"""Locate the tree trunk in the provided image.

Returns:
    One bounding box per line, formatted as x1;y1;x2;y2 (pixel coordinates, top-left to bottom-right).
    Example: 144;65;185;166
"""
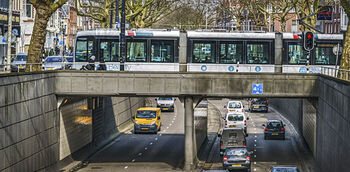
340;21;350;71
281;20;286;32
26;6;50;72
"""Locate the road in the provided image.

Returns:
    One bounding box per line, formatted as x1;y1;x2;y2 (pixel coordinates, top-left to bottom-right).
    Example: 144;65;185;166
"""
78;99;185;172
203;99;314;172
77;98;313;172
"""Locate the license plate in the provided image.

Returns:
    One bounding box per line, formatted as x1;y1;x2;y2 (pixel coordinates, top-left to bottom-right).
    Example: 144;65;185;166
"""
254;106;259;108
47;69;53;71
163;108;168;110
141;128;149;130
272;133;278;135
19;66;24;69
229;125;236;128
228;142;237;146
230;110;235;112
233;164;242;167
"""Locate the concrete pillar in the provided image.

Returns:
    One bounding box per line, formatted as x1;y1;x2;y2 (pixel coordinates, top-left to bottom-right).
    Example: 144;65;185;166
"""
275;32;283;73
184;96;194;171
179;32;187;72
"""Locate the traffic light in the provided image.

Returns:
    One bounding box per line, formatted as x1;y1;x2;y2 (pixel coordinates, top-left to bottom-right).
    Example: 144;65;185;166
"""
303;31;314;51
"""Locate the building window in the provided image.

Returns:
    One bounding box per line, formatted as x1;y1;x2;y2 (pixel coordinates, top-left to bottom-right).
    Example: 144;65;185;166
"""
291;20;297;32
26;0;32;18
99;40;119;62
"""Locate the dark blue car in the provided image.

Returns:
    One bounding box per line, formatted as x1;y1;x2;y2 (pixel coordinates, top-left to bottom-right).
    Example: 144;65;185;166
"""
263;120;286;140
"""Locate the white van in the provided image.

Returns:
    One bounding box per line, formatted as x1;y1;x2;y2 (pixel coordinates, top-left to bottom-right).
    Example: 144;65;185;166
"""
225;101;244;113
224;112;249;135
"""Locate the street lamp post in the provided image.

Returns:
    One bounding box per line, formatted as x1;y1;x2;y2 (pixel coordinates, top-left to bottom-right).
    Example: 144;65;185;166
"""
120;0;126;71
7;0;13;71
115;0;119;30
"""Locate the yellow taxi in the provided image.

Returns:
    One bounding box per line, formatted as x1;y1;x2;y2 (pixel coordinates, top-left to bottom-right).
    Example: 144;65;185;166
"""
133;107;161;134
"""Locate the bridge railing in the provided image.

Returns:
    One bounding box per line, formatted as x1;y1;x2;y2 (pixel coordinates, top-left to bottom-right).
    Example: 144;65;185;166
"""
321;66;350;81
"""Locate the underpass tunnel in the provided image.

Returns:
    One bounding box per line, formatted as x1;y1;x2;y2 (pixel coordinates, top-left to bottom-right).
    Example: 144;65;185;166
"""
57;96;208;171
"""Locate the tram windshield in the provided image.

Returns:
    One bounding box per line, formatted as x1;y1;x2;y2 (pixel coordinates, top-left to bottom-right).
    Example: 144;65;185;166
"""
75;38;94;62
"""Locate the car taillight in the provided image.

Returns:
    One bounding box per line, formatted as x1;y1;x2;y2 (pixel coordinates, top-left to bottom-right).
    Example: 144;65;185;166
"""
242;109;244;112
220;140;223;147
281;127;284;131
265;128;268;131
244;120;246;126
246;156;250;161
225;120;227;126
243;141;246;146
223;156;227;161
251;100;253;105
266;100;268;105
227;109;229;113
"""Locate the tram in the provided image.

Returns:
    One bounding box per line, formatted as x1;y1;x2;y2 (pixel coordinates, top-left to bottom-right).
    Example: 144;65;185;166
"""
73;28;343;73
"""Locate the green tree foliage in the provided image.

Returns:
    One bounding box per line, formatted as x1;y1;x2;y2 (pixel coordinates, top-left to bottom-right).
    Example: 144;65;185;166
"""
26;0;68;72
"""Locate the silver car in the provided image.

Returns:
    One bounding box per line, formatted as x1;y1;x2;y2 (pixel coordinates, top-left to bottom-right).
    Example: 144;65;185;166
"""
43;56;65;70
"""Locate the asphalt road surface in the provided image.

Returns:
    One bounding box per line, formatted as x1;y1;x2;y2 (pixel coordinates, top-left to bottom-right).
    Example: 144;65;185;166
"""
203;99;314;172
78;99;185;172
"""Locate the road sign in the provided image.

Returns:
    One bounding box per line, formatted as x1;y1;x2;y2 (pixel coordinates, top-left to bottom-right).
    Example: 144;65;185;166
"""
317;6;332;20
252;83;263;95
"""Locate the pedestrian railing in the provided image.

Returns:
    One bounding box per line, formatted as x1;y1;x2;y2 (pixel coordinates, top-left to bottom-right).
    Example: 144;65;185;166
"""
321;66;350;81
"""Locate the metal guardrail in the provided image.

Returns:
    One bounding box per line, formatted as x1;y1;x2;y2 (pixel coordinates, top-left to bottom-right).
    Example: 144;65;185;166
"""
321;66;350;81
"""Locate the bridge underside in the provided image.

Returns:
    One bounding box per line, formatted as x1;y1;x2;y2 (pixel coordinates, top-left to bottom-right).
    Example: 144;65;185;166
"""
55;71;318;98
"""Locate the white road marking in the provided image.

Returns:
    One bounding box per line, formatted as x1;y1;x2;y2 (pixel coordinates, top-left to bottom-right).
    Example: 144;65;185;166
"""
131;159;135;162
254;135;257;138
138;153;142;156
254;155;257;158
145;147;148;150
169;124;172;126
254;144;256;147
254;168;257;171
167;126;169;129
155;138;158;141
150;142;153;145
172;121;174;123
159;134;162;136
254;162;257;164
254;149;256;152
254;140;257;142
125;166;128;169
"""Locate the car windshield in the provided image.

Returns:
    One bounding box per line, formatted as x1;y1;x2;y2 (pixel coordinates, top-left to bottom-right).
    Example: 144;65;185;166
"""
158;97;173;100
15;55;27;61
226;149;247;156
267;122;283;128
136;111;157;118
229;102;241;108
271;168;298;172
46;57;63;63
253;98;267;104
227;114;244;121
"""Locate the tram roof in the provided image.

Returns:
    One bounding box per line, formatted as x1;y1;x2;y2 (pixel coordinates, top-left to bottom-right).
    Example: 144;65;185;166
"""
187;31;276;39
282;32;343;40
76;29;180;38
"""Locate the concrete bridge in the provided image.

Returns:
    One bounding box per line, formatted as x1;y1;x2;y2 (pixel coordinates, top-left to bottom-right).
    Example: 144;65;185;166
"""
55;71;318;98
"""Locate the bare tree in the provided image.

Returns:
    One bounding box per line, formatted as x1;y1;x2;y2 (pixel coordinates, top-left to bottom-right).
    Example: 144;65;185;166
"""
26;0;68;72
271;0;296;32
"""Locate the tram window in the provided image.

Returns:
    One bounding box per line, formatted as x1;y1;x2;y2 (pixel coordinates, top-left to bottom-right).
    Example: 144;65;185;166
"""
127;41;147;62
193;42;215;63
315;45;337;65
75;39;87;62
220;43;243;64
111;41;120;61
100;40;119;62
151;40;174;62
247;43;269;64
88;41;94;59
288;44;307;64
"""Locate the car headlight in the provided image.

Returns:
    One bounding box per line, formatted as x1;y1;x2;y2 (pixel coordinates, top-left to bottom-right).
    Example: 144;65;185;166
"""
151;121;156;125
135;121;139;124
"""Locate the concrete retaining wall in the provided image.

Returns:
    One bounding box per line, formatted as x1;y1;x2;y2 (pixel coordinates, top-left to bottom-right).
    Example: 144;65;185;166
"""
317;77;350;172
0;73;58;172
194;100;208;153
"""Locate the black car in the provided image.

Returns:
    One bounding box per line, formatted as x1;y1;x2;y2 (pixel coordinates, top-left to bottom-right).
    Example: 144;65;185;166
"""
263;120;286;140
223;147;252;172
249;98;268;112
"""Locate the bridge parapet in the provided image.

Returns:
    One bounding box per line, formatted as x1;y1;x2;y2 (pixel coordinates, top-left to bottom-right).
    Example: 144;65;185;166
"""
54;71;318;98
